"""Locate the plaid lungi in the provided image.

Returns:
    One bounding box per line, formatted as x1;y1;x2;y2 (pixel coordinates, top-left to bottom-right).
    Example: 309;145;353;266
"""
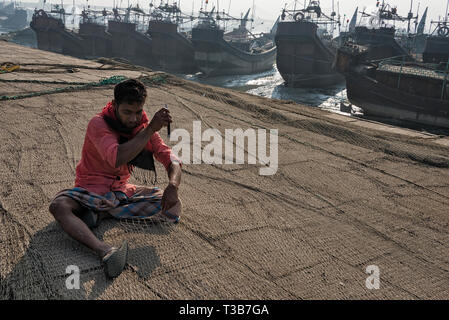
52;186;180;222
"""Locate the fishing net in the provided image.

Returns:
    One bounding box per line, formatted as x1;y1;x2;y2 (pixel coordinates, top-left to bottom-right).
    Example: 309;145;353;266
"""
1;42;449;300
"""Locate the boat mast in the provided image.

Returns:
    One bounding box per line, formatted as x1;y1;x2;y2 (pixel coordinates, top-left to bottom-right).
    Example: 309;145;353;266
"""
331;0;334;35
191;0;194;29
414;2;420;33
380;0;385;27
407;0;413;34
445;0;449;23
250;0;254;32
337;0;340;34
216;0;219;29
226;0;231;30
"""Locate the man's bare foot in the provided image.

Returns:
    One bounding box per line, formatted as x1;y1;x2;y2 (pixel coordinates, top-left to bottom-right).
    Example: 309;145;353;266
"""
98;244;114;259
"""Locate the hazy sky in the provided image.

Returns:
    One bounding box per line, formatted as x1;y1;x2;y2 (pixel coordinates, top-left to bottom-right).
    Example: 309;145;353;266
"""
29;0;449;26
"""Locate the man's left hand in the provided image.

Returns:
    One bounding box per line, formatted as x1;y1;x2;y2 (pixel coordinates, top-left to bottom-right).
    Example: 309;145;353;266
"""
161;183;179;212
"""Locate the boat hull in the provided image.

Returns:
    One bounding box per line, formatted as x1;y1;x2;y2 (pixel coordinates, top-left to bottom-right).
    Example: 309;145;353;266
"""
351;26;410;61
423;36;449;64
344;72;449;128
78;22;112;59
275;21;344;88
107;20;154;68
30;11;84;58
191;27;276;76
148;21;197;73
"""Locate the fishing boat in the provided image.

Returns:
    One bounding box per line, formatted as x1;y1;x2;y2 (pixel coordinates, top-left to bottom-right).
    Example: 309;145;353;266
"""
146;2;197;73
191;6;277;76
30;7;84;57
423;33;449;64
107;7;154;67
388;0;449;64
78;9;113;58
0;1;28;30
397;6;428;58
275;1;344;88
340;2;413;62
29;3;198;72
422;20;449;63
334;44;449;128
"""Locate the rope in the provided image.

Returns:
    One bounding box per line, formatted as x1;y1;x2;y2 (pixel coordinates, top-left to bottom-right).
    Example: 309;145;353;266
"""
0;74;169;101
0;79;90;85
0;75;127;101
0;59;147;74
0;62;20;74
139;74;168;86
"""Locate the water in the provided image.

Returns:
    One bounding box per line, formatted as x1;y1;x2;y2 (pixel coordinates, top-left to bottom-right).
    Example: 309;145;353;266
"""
183;67;449;135
183;66;360;118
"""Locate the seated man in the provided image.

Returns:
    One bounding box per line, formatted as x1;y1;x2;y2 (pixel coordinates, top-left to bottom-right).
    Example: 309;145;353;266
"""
49;79;182;278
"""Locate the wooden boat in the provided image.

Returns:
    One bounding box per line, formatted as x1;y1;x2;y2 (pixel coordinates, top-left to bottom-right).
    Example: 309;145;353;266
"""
78;13;113;59
422;22;449;63
423;1;449;63
275;1;343;87
146;3;197;73
191;9;276;76
341;2;413;62
335;45;449;128
30;9;84;58
107;19;154;67
0;2;27;30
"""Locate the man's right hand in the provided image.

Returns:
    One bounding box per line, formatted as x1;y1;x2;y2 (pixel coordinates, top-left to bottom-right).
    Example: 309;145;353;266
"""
149;108;172;132
116;107;172;168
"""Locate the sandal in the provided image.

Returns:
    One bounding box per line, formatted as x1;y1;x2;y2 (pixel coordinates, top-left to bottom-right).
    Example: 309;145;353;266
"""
102;241;129;278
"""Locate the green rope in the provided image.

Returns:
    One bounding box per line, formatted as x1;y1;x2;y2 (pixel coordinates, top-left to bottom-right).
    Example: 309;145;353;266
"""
0;79;89;85
140;74;167;85
97;75;128;85
0;74;169;101
0;75;127;101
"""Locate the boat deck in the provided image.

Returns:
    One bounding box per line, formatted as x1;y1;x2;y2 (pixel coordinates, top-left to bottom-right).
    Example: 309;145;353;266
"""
378;63;448;81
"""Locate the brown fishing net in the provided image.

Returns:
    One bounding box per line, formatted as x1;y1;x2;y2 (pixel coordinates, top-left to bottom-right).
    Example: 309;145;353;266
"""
1;42;449;300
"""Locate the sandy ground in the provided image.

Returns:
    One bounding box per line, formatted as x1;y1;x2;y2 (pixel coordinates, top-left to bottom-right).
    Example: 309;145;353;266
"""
0;42;448;300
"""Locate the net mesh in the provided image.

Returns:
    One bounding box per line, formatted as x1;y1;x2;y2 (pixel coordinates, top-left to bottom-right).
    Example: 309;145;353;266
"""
1;42;449;300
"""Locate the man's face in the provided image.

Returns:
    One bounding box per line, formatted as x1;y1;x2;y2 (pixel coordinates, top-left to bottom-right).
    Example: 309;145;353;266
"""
114;100;145;129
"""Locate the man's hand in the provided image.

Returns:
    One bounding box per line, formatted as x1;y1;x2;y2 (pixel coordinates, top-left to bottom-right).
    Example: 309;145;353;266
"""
162;162;181;212
161;183;179;213
149;108;172;132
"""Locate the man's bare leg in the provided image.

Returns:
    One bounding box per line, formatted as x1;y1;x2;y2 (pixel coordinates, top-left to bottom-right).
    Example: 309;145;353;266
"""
49;196;112;258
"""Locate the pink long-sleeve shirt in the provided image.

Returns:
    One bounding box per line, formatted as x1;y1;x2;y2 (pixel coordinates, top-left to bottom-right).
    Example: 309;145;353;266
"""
75;115;177;197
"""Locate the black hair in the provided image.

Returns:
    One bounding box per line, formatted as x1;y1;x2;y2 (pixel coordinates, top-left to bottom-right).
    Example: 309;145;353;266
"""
114;79;147;106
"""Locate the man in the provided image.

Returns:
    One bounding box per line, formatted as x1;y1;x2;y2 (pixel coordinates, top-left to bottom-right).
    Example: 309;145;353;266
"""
49;79;182;278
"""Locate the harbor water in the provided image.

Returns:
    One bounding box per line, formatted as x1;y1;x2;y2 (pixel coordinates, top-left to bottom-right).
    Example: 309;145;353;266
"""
184;67;449;135
184;65;358;117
